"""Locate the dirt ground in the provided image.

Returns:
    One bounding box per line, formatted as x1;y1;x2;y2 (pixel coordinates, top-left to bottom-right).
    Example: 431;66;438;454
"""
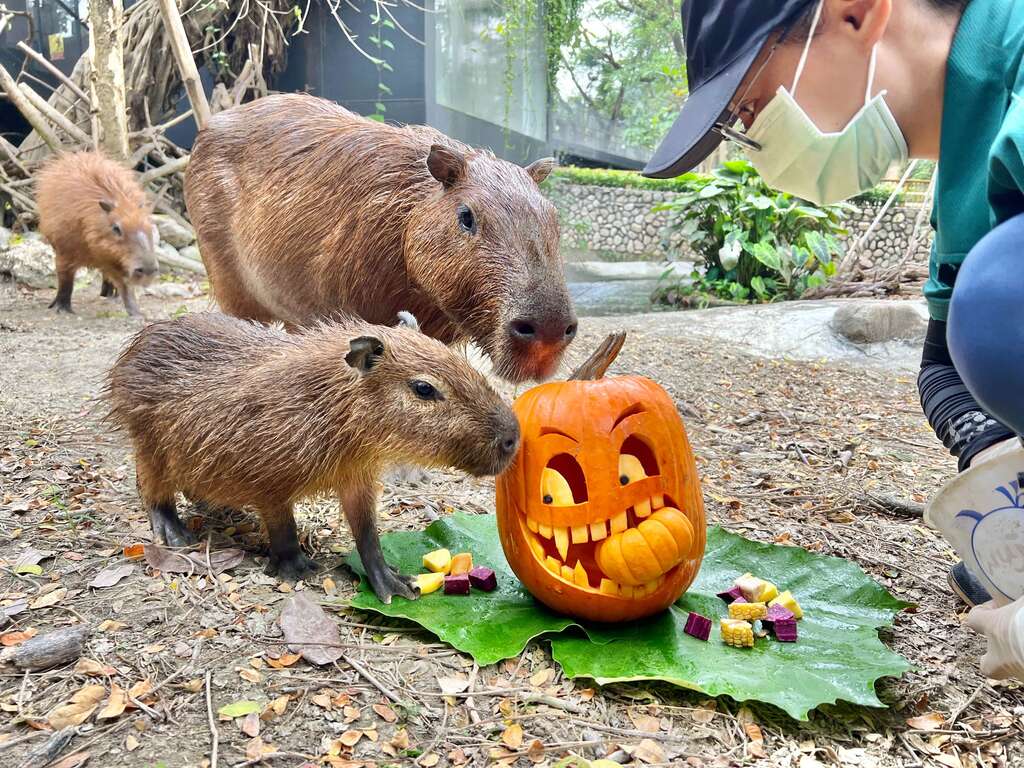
1;275;1021;768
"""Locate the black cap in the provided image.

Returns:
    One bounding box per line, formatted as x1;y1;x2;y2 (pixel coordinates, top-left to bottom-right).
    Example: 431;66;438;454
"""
642;0;816;178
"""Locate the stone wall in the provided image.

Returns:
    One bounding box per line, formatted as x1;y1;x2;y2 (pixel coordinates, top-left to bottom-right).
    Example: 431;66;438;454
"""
547;181;932;271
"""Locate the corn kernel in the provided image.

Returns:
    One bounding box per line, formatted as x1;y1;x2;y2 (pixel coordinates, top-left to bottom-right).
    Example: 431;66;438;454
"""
720;618;754;648
728;601;767;621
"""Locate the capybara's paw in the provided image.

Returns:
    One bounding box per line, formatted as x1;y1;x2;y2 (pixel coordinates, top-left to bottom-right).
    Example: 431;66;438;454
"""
150;512;196;549
266;551;320;583
48;300;73;314
368;567;420;605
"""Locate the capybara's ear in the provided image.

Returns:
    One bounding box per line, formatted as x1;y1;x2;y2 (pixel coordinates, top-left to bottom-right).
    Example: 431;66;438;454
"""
426;144;467;188
346;335;386;374
396;311;420;332
525;157;557;185
99;199;115;213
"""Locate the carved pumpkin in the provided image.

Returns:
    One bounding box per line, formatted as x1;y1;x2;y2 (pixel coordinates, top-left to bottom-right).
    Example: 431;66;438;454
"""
496;334;706;622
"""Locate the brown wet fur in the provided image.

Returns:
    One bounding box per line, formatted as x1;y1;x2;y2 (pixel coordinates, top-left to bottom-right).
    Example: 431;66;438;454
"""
36;151;158;317
184;93;576;383
104;311;520;599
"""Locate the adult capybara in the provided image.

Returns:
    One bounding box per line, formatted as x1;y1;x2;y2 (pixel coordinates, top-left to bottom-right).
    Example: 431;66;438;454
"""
185;93;576;383
36;151;158;317
105;310;520;602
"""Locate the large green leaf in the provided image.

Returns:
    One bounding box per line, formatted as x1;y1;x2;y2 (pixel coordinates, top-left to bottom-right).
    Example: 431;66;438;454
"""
346;514;577;665
347;514;910;719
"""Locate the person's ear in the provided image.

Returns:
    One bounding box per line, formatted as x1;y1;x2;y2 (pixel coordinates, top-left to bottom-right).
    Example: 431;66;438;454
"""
830;0;892;49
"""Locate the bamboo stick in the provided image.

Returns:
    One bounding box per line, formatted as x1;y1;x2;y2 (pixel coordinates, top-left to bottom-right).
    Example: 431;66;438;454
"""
0;62;62;153
139;154;189;184
16;41;90;104
19;83;92;145
157;0;211;130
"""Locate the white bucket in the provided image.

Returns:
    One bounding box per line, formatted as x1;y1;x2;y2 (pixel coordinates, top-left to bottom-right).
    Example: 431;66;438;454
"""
924;439;1024;606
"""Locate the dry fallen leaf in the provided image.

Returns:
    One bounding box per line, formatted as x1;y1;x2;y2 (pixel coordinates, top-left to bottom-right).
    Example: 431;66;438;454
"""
265;652;301;669
144;545;244;575
390;728;410;751
98;683;127;720
240;712;260;738
128;679;153;702
239;668;262;684
372;703;397;723
501;723;524;750
245;736;275;761
419;753;440;767
632;739;667;765
437;675;469;695
74;658;117;677
48;684;106;729
89;564;136;589
97;620;128;633
342;705;361;723
629;710;661;733
529;668;551;687
49;752;90;768
125;734;140;752
123;544;145;560
14;548;54;569
339;729;363;747
526;739;545;763
30;587;67;610
270;695;289;715
906;712;946;731
1;628;37;646
323;577;337;595
278;593;343;666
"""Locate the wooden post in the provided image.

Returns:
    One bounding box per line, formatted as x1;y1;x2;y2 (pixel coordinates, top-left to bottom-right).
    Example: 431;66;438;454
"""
158;0;211;131
88;0;130;161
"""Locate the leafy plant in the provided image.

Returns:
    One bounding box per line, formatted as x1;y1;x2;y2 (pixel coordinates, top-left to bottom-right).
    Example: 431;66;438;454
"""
544;166;699;193
347;513;910;720
656;160;852;302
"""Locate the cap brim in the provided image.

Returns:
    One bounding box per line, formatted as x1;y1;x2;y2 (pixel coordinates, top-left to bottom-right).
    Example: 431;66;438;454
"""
642;41;762;178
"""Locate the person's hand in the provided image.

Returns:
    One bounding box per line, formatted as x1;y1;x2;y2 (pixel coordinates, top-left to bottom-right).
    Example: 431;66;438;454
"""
966;596;1024;680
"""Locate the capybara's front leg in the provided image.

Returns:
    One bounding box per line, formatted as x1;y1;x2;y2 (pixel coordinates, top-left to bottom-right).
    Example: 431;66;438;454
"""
263;505;319;582
100;278;118;298
118;281;143;318
49;254;76;313
341;479;419;604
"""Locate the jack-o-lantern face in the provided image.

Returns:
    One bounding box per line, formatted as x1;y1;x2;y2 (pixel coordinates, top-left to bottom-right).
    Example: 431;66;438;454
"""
496;373;706;623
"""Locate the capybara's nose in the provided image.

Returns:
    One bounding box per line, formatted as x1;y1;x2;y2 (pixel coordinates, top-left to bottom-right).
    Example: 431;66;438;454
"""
508;313;578;346
495;416;521;459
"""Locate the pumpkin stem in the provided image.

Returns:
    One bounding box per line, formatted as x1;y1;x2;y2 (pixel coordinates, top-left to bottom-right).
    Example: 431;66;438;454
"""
568;332;626;380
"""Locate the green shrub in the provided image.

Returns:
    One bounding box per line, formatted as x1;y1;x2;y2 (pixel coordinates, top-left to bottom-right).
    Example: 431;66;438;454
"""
655;160;852;303
546;166;703;193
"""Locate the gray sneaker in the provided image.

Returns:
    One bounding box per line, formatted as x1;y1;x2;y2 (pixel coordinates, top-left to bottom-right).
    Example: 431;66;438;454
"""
948;561;991;608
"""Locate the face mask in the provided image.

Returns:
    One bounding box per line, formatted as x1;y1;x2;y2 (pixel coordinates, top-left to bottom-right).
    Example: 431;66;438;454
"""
743;0;908;206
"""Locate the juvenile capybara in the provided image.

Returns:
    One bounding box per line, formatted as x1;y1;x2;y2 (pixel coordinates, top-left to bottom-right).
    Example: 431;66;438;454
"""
185;93;576;383
105;310;520;602
36;151;159;317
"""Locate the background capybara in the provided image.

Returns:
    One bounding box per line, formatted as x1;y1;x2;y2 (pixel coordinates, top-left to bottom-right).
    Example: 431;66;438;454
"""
105;311;520;602
185;93;577;383
36;151;159;317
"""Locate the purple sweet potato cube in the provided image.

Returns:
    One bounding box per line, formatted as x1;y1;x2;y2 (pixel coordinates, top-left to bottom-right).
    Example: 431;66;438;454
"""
771;618;798;642
717;586;744;604
468;566;497;592
683;611;712;641
766;604;795;622
444;573;470;595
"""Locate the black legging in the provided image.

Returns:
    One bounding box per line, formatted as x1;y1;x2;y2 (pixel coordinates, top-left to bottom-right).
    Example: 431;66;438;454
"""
918;319;1014;471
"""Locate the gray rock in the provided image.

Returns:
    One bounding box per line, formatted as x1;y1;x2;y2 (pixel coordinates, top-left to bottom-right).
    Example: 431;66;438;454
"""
832;301;927;344
0;238;55;288
152;214;195;248
179;244;201;263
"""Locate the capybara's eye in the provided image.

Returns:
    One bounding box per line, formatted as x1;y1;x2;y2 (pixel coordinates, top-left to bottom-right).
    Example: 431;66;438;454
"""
456;204;476;235
111;223;123;237
410;379;442;401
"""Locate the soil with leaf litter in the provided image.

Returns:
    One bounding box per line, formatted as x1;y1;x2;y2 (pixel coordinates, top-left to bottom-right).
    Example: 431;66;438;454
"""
1;277;1021;768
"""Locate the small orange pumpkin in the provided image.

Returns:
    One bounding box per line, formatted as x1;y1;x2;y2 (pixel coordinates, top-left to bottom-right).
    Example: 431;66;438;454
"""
496;334;706;622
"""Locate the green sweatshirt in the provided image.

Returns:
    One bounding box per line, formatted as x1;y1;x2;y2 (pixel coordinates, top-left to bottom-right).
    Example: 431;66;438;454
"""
927;0;1024;321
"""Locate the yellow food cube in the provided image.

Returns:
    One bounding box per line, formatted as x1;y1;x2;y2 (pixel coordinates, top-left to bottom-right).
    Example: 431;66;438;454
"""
769;590;803;619
422;548;452;574
728;601;767;621
449;552;473;575
415;572;445;595
720;618;754;648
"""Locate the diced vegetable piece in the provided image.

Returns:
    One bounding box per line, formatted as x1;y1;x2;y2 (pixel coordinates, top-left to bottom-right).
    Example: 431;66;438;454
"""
769;590;803;619
716;585;744;604
422;548;452;574
415;572;445;595
765;604;794;623
720;618;754;648
728;601;767;621
468;566;497;591
734;573;778;603
771;619;798;642
444;574;470;595
450;552;473;575
683;612;712;641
